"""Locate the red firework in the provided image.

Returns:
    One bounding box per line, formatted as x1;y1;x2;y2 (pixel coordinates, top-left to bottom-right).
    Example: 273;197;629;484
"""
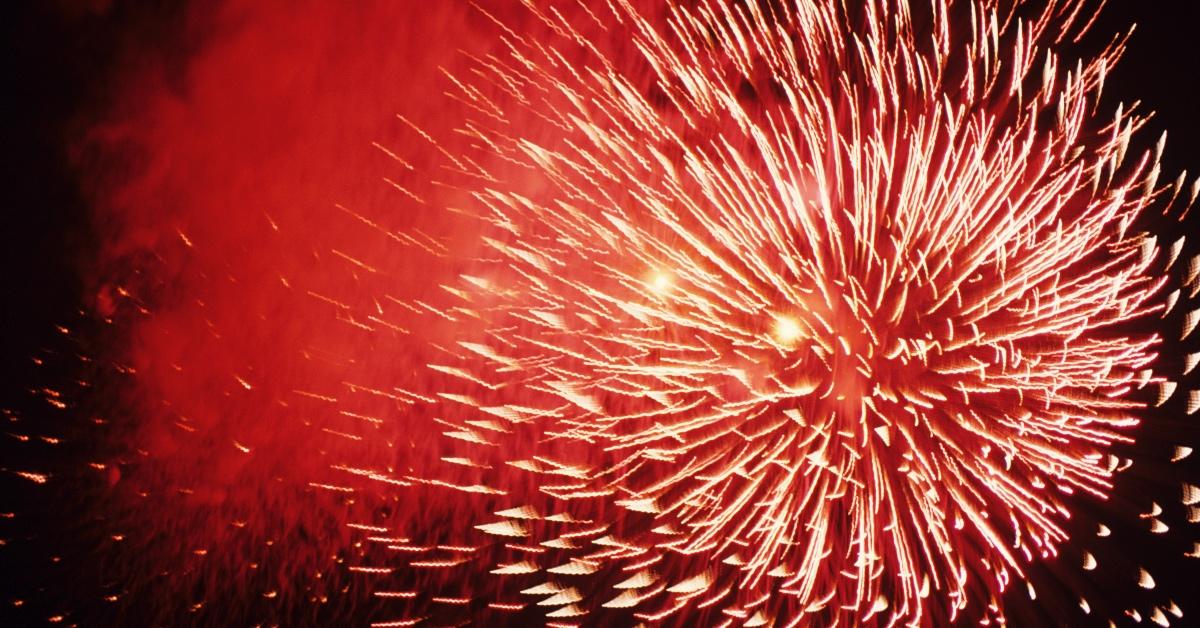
336;1;1180;625
13;0;1199;627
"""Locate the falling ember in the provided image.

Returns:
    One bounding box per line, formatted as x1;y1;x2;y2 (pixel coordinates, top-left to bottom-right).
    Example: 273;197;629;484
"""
7;0;1199;626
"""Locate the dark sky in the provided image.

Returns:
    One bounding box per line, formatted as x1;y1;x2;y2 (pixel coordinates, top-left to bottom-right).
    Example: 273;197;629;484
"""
1;1;1198;626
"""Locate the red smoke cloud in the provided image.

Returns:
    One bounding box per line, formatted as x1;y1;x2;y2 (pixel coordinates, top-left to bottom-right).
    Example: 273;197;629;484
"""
79;1;511;621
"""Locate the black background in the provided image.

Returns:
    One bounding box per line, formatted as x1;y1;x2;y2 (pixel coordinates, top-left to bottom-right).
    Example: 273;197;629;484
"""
1;1;1198;626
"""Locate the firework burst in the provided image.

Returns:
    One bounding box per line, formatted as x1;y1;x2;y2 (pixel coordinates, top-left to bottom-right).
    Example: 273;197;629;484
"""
14;0;1200;626
340;0;1195;625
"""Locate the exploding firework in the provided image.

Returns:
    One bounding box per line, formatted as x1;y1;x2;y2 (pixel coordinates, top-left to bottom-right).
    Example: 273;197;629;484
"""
8;0;1200;626
337;0;1195;625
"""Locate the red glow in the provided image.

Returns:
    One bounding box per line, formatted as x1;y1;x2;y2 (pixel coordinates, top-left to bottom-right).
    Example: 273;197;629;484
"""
73;0;1197;626
79;0;502;618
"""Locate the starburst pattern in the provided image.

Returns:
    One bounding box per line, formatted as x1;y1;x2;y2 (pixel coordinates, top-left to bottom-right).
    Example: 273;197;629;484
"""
12;1;1199;627
335;0;1199;625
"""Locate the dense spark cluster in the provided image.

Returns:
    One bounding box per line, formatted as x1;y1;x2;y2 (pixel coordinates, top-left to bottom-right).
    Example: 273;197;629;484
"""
337;0;1200;625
